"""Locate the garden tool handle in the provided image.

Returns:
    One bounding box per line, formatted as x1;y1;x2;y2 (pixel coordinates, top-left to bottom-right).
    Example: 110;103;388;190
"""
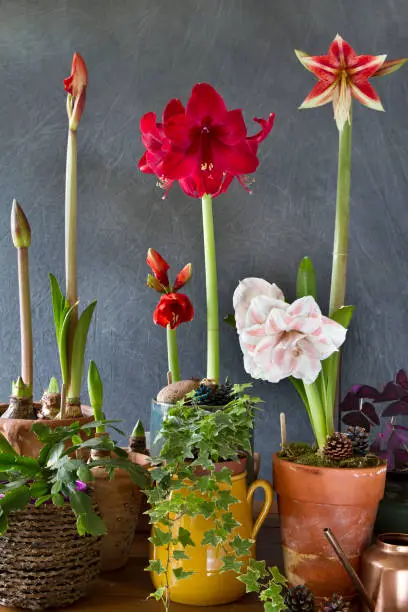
247;479;273;539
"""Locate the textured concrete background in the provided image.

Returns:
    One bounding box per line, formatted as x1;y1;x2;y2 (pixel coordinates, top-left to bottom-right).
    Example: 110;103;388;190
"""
0;0;407;481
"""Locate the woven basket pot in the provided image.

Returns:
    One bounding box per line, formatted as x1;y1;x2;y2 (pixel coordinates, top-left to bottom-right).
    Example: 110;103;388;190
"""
0;503;101;609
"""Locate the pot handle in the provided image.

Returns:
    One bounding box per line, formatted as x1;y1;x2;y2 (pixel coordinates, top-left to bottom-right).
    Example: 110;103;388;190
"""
246;479;273;539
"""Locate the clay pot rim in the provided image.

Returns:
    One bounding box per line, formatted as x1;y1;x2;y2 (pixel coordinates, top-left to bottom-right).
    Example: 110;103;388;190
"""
273;452;387;474
0;402;93;424
377;532;408;552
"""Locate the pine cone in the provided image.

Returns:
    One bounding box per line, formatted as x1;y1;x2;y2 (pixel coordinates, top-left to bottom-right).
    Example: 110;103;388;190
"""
323;432;353;461
192;380;234;407
345;425;369;456
320;593;351;611
284;585;314;612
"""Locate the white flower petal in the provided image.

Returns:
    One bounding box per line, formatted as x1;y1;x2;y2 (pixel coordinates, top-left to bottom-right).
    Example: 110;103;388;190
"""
233;278;285;331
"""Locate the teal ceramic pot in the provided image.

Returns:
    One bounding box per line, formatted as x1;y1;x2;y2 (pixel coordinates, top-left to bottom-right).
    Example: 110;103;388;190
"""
375;471;408;534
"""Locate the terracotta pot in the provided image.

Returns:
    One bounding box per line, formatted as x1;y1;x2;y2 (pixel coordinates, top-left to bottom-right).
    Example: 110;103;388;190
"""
273;453;386;601
0;403;93;458
91;464;144;572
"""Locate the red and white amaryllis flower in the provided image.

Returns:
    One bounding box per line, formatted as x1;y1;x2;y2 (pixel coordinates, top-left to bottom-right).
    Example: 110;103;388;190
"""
296;34;407;131
64;52;88;131
139;83;274;197
146;249;193;329
233;278;346;384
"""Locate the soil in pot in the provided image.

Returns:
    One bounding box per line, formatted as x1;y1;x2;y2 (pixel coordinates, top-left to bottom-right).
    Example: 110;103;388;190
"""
273;452;386;603
0;502;100;610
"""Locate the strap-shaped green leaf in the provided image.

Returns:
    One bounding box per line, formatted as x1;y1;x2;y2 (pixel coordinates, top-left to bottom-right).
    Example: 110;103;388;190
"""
296;257;316;299
69;301;97;398
59;302;78;386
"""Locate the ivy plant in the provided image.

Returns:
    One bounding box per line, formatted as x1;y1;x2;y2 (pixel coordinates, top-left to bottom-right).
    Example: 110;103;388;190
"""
145;384;261;611
0;420;148;536
237;558;287;612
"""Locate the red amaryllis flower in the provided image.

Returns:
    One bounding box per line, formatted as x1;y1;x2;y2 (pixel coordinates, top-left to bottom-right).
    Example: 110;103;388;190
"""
64;52;88;131
146;249;192;294
138;83;274;197
153;293;194;329
296;34;407;131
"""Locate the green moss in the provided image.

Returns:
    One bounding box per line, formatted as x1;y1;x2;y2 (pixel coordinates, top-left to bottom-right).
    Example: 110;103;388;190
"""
278;443;384;469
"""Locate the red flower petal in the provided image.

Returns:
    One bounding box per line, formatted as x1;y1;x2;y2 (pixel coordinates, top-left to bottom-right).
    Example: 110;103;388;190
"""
186;83;228;124
173;263;192;291
216;109;247;145
329;34;357;68
300;55;338;80
163;98;185;121
162;139;200;180
63;52;88;97
299;79;338;109
146;249;170;286
138;152;154;174
247;114;275;147
163;114;192;148
349;80;384;111
153;293;194;329
211;139;259;175
349;54;387;80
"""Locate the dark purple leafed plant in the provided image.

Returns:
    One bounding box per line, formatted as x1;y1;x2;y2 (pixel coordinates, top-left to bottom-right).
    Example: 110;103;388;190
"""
340;369;408;471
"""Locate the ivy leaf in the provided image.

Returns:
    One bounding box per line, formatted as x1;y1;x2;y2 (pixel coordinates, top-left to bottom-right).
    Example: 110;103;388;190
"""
149;527;172;547
149;587;165;601
145;559;166;575
216;490;238;511
214;467;232;484
201;530;220;547
230;535;253;558
173;567;194;581
198;500;215;519
247;558;268;579
222;512;240;533
173;550;189;561
178;526;195;548
264;602;283;612
260;582;283;601
269;565;287;586
237;568;261;593
220;555;242;574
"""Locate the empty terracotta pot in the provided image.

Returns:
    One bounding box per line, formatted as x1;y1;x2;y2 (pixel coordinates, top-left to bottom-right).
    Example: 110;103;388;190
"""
91;465;144;571
273;453;386;601
0;403;93;458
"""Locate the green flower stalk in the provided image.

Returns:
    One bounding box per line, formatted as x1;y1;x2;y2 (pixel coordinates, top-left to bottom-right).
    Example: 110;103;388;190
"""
202;194;219;384
3;201;35;420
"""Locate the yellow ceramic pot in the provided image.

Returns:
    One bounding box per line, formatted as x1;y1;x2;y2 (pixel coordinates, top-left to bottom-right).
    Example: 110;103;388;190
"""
150;470;273;606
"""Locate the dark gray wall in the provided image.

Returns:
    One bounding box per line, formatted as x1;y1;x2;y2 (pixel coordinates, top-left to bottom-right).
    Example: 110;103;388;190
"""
1;0;407;481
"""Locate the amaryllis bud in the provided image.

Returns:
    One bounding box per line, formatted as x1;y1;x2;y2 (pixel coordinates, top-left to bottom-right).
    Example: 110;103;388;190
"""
146;248;170;286
64;52;88;131
11;199;31;248
153;293;194;329
173;263;192;291
147;273;165;293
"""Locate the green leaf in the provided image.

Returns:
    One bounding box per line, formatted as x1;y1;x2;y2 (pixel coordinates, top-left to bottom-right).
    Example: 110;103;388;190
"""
52;493;65;507
220;555;242;573
0;485;31;512
247;558;268;579
0;433;18;456
264;602;283;612
296;257;316;299
29;482;49;498
269;566;287;586
34;494;52;507
214;467;232;484
172;550;189;561
51;481;62;495
46;441;65;466
145;559;166;574
149;527;172;547
59;302;78;385
76;511;107;537
222;512;240;533
224;313;236;329
330;304;354;328
68;489;93;515
173;567;194;581
201;530;220;547
48;376;60;394
149;587;165;601
49;273;66;339
77;465;92;483
230;535;253;558
87;360;103;412
237;568;261;593
0;513;8;534
178;526;195;548
70;301;97;397
216;490;238;511
71;434;82;446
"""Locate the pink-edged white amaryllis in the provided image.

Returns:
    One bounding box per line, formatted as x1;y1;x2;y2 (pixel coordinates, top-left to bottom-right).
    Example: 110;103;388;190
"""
234;278;346;385
139;84;274;384
233;262;353;449
147;249;193;383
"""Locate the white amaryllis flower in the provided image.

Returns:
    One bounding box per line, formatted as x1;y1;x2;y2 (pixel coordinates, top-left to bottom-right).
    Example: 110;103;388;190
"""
233;278;347;385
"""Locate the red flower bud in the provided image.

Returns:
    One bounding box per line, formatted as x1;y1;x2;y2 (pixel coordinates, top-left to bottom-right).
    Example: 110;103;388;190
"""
146;248;170;287
173;263;192;291
153;293;194;329
64;52;88;131
147;273;165;293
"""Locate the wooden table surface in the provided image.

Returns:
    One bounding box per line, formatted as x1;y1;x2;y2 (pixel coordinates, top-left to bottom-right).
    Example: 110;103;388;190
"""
0;511;283;612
